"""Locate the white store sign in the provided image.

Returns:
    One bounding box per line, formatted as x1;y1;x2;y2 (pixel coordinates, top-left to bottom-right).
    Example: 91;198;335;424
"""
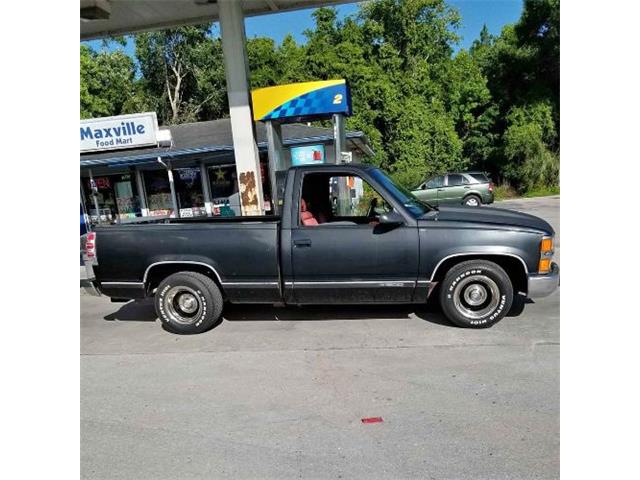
80;112;159;153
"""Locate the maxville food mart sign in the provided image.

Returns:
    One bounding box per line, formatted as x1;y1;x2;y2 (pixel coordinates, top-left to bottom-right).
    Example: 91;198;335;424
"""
80;112;159;153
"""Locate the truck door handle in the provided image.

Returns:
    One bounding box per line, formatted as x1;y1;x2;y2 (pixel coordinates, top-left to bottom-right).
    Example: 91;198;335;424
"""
437;188;445;192
293;239;312;247
464;186;471;189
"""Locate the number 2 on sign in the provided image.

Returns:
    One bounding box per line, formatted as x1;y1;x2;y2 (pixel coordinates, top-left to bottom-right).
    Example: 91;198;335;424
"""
333;94;343;104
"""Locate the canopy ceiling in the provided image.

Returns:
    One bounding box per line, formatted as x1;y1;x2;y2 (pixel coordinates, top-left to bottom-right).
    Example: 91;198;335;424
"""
81;0;354;40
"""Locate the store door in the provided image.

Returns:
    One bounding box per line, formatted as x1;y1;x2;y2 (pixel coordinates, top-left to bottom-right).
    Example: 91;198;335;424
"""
114;176;138;220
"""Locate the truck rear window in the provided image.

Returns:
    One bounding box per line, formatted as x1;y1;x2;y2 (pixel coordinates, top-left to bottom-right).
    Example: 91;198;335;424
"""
469;173;490;183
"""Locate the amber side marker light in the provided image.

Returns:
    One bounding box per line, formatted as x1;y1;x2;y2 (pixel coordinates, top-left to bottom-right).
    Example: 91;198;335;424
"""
538;236;554;273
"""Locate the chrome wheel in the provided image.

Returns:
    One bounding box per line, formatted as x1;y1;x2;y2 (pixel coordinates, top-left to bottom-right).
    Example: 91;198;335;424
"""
465;197;480;206
452;275;500;320
164;286;203;325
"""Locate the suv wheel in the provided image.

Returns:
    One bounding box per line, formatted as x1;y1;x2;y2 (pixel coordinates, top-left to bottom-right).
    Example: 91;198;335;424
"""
463;195;481;207
439;260;513;328
155;271;223;334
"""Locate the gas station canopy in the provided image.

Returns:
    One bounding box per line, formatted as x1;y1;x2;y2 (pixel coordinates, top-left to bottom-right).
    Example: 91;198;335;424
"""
80;0;352;40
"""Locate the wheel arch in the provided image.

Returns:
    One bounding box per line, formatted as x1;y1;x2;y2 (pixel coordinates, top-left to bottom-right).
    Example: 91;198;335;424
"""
143;261;225;298
430;253;528;296
462;192;482;203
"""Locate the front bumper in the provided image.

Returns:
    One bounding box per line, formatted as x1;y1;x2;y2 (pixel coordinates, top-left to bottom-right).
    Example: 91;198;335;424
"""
527;262;560;298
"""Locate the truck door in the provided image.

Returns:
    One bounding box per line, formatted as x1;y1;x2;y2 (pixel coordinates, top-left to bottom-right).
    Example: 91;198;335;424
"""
290;170;419;304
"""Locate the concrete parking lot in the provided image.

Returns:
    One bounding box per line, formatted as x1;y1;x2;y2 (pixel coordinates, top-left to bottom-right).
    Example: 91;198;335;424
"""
81;196;559;480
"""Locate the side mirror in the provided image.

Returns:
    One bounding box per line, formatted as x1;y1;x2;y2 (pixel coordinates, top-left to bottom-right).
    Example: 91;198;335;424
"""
379;211;404;226
421;184;426;190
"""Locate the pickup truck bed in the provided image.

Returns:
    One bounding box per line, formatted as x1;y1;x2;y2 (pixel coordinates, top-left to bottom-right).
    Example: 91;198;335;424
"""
94;219;281;303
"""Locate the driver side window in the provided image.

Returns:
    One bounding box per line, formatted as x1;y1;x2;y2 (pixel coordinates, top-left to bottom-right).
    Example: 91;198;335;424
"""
300;172;392;227
331;176;391;218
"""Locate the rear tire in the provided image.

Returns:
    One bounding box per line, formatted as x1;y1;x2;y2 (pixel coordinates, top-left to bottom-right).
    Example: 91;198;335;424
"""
439;260;513;328
154;271;223;334
463;195;481;207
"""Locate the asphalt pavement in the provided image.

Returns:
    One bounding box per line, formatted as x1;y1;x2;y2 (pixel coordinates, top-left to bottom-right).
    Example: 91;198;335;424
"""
81;195;559;480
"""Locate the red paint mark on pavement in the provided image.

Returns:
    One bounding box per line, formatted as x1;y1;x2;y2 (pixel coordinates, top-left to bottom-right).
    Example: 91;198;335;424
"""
361;417;383;424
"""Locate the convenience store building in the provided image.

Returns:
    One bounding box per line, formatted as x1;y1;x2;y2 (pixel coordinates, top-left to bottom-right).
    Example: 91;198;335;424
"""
80;113;373;224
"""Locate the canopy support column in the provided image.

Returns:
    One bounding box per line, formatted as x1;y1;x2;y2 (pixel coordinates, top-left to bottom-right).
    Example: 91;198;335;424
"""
219;0;264;216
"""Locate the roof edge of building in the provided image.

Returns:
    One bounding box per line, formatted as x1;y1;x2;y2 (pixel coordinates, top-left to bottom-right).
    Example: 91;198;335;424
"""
80;131;369;167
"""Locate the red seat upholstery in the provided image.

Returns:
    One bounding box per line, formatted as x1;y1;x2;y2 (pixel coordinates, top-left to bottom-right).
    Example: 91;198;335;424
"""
300;198;318;226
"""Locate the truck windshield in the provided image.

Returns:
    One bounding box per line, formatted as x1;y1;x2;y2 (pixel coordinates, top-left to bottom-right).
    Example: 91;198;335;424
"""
370;168;433;217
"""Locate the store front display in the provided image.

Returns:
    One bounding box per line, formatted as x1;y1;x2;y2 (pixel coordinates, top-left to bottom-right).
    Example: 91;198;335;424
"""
114;177;138;219
143;170;174;217
174;167;206;217
82;172;142;223
208;164;241;216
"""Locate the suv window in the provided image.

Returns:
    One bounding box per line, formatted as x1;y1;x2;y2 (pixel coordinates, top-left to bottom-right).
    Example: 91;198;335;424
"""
425;175;445;189
447;174;465;186
469;173;490;183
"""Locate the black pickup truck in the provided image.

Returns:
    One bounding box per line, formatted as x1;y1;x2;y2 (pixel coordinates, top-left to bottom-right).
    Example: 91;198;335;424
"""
81;164;559;334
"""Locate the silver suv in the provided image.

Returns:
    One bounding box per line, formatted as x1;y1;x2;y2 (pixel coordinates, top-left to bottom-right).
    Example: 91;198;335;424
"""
412;172;494;207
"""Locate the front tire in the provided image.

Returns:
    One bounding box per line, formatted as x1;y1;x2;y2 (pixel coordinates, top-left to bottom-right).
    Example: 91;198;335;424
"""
155;271;223;334
439;260;513;328
463;195;481;207
507;295;527;317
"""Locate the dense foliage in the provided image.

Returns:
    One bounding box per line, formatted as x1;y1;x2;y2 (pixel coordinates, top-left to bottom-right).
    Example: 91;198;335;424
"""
80;0;559;193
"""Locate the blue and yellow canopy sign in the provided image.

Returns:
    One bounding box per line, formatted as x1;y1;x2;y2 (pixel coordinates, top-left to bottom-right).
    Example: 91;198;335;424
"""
252;79;351;122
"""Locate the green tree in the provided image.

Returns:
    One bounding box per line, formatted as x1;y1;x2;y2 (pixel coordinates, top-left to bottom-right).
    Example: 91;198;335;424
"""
473;0;560;188
277;35;308;83
80;44;137;119
296;2;468;186
247;37;281;88
79;0;559;195
502;102;558;192
445;50;497;168
135;25;227;124
385;97;464;187
469;24;495;69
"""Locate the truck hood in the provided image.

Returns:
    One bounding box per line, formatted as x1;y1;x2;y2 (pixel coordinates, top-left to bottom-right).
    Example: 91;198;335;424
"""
420;206;554;235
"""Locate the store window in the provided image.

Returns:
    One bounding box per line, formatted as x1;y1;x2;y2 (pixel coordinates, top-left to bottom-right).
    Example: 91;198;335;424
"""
206;160;274;217
174;167;206;217
143;169;174;217
208;165;240;216
82;172;141;224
